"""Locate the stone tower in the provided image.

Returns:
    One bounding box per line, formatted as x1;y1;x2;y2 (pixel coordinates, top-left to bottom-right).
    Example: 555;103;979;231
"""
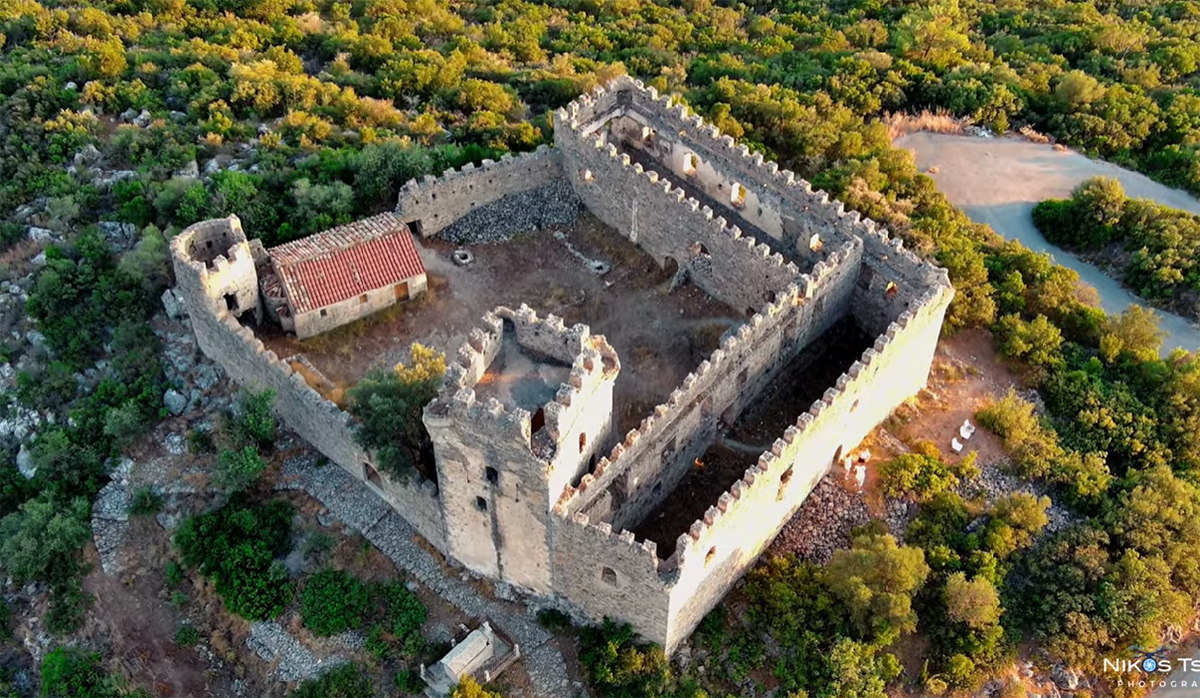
424;305;620;594
170;215;264;352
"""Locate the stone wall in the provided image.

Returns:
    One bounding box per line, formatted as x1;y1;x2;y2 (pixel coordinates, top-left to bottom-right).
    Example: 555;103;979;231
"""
549;512;671;648
171;218;448;552
395;145;564;237
292;272;427;339
555;110;799;315
659;280;953;654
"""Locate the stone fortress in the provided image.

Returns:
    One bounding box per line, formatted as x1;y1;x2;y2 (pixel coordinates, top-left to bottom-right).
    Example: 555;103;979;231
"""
171;76;954;656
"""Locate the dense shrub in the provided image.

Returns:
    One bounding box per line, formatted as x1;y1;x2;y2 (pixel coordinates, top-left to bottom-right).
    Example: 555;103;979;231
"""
290;664;374;698
214;446;269;493
579;619;673;698
40;646;119;698
348;344;445;479
301;569;369;637
878;441;978;502
174;497;295;620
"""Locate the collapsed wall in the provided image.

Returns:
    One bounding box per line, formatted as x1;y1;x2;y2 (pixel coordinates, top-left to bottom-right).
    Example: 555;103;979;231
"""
395;145;568;239
171;217;448;551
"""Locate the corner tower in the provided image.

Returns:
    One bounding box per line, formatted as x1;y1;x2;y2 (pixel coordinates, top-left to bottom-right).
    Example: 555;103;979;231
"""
424;305;620;594
170;215;265;353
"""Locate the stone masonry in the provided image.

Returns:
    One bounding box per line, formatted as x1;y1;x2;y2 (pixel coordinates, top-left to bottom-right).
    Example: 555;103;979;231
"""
170;75;954;664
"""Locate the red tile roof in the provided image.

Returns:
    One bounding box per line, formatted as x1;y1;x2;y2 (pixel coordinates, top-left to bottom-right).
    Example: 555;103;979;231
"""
268;213;426;315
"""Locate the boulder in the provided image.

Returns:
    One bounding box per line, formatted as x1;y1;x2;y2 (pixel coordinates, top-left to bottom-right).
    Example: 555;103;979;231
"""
203;159;222;176
98;221;137;248
174;159;200;180
161;288;186;320
16;444;36;479
26;227;55;243
133;109;152;128
1051;664;1080;690
164;389;188;415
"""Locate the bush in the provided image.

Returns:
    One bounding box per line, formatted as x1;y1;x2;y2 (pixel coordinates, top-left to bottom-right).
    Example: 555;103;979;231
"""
233;388;277;452
214;446;269;492
291;664;374;698
301;569;369;637
878;442;978;503
450;677;504;698
187;428;216;454
128;486;163;516
374;581;427;656
579;619;673;698
165;560;184;586
41;646;117;698
176;624;200;646
174;497;295;620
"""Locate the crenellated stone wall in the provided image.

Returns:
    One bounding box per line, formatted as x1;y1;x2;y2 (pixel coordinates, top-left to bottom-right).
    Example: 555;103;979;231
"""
659;280;953;652
171;218;448;551
395;145;563;237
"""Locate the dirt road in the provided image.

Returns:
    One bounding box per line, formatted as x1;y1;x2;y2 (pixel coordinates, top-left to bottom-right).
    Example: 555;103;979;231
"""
895;132;1200;355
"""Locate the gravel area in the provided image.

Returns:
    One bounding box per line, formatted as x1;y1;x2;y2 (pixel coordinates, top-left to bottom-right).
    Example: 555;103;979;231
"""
438;179;580;245
247;621;347;683
278;452;581;698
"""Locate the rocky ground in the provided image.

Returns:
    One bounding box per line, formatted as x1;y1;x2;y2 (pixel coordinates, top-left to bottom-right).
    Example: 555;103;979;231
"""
437;178;581;245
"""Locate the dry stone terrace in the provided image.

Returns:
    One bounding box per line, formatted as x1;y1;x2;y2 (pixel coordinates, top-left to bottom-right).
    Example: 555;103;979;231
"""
171;74;954;662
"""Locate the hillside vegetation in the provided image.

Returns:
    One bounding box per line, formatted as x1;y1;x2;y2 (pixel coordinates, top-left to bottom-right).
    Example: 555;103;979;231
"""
2;0;1200;696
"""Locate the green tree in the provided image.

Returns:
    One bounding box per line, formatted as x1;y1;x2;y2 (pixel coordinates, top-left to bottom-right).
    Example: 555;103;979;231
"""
825;533;930;643
944;573;1001;630
215;446;269;492
828;638;899;698
1099;305;1164;363
0;492;90;584
348;344;445;479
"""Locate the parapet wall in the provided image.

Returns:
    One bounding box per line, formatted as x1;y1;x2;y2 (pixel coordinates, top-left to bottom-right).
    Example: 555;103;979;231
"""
171;218;448;552
549;511;671;649
395;145;563;236
660;278;953;653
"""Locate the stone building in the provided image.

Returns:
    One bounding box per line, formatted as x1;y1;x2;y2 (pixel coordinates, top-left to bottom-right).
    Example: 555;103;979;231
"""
171;75;954;657
261;212;427;339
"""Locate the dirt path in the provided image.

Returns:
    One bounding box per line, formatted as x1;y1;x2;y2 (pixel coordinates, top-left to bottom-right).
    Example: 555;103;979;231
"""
895;132;1200;355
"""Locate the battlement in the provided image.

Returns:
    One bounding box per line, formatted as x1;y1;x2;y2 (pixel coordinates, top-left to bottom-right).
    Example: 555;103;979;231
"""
557;76;952;287
172;216;253;274
666;279;951;575
427;305;620;460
